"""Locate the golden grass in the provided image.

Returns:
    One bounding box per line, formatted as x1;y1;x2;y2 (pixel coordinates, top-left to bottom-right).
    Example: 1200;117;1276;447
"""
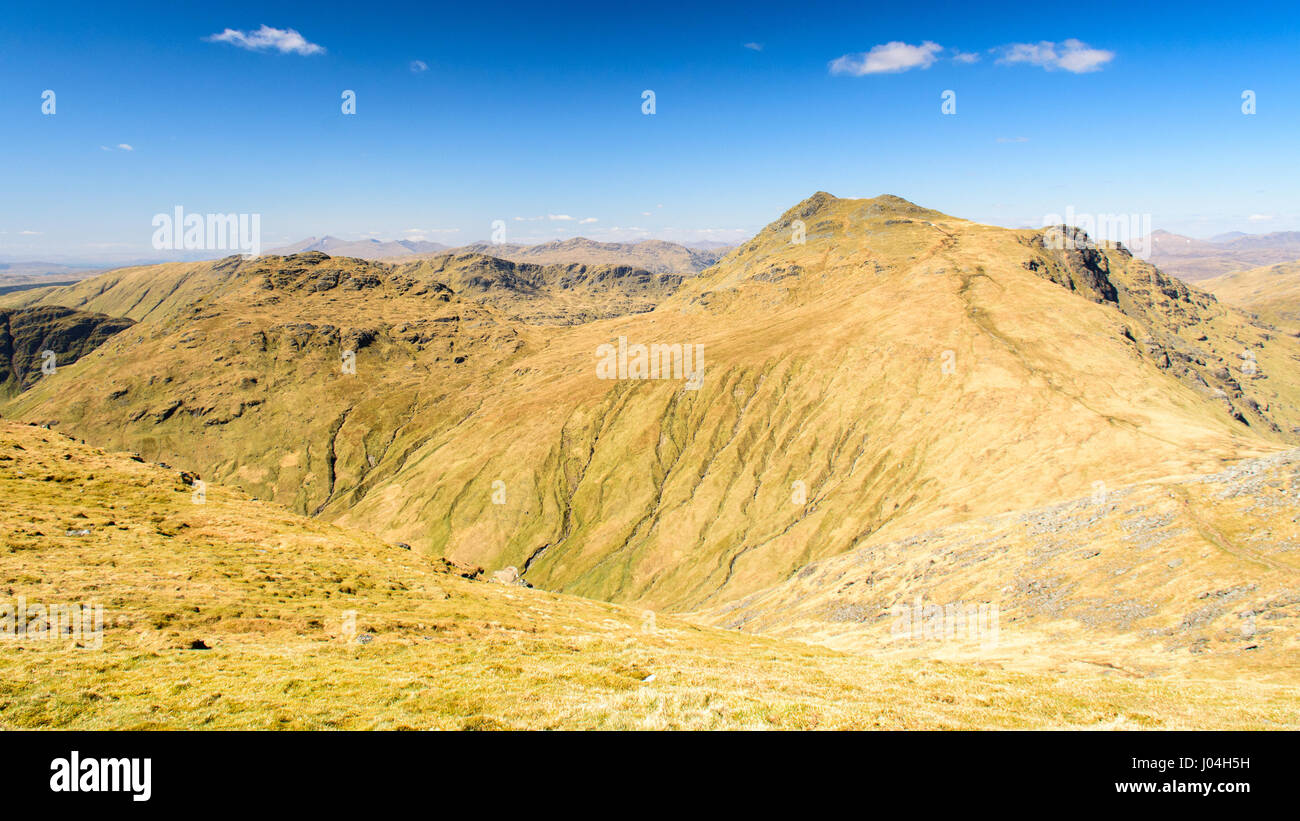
1;421;1296;729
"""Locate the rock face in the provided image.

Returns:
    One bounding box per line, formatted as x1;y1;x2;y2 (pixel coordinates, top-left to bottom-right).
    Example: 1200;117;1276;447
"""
0;306;134;397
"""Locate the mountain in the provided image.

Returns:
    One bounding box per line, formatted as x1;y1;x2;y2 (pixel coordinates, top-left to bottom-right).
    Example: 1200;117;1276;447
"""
6;192;1300;685
1201;260;1300;334
13;419;1292;729
269;236;731;274
269;236;451;259
443;237;729;274
0;261;103;290
1210;231;1248;244
1137;229;1300;281
399;252;684;324
0;251;684;327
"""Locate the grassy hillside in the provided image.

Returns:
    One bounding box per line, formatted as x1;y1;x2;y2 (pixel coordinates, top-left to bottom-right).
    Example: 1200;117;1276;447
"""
1;420;1296;729
698;447;1300;683
6;194;1300;622
1201;261;1300;335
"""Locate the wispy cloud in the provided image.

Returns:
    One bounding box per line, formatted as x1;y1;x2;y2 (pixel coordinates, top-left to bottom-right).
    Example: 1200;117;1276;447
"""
579;217;598;224
100;144;133;152
1248;214;1274;222
995;39;1113;73
829;41;942;75
830;38;1113;76
743;42;763;52
204;25;325;56
410;60;428;73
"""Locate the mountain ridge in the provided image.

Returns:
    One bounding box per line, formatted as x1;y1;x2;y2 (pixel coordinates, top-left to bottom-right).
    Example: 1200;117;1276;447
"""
6;193;1299;671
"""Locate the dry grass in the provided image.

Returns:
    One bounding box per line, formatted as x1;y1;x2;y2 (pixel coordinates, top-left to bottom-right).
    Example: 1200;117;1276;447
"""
2;421;1296;730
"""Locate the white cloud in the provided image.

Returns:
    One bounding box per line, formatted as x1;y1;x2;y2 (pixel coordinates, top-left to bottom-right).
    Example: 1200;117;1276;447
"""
744;42;763;52
20;230;41;235
547;214;574;221
579;217;598;224
410;60;428;73
951;51;980;64
117;143;133;151
204;25;325;56
1249;214;1274;222
996;39;1113;73
829;41;942;76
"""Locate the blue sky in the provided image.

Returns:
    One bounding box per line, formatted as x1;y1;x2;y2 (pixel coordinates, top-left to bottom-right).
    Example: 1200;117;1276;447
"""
2;0;1299;261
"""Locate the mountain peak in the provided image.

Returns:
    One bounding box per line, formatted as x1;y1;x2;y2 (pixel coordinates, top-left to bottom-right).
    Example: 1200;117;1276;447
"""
778;191;932;225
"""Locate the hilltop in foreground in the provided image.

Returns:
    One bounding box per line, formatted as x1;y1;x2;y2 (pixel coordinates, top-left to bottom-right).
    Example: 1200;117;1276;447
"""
1;420;1296;729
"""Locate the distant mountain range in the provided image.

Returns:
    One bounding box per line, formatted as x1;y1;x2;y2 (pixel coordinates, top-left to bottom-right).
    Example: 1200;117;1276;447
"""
269;236;453;258
450;237;731;274
1136;229;1300;281
267;235;734;274
0;260;104;287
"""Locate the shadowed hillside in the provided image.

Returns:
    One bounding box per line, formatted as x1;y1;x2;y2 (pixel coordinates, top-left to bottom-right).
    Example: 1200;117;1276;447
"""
0;306;134;398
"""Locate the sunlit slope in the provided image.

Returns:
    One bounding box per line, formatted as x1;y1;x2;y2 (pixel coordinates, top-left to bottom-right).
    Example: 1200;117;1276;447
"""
696;447;1300;683
11;421;1294;729
1201;261;1300;335
8;195;1300;616
3;253;533;517
0;258;246;323
336;193;1297;610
